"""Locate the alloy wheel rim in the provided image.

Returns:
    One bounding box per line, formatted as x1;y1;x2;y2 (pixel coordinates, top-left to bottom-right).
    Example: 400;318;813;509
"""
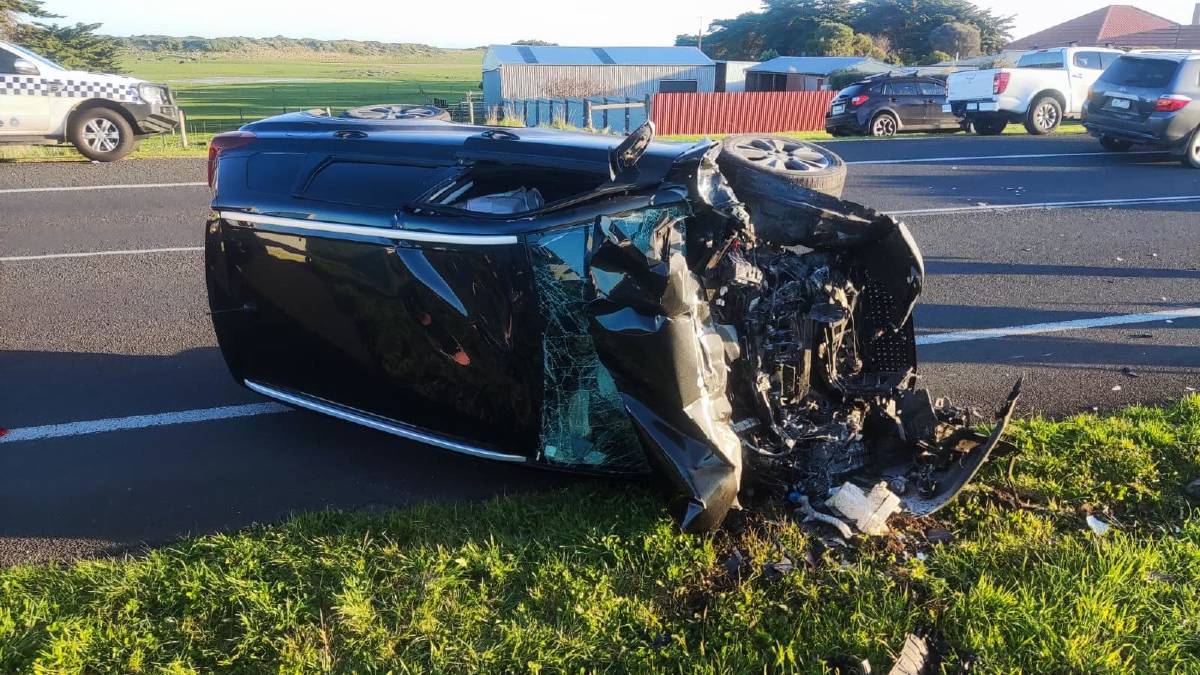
1036;103;1059;130
735;138;830;172
874;117;896;136
82;118;120;152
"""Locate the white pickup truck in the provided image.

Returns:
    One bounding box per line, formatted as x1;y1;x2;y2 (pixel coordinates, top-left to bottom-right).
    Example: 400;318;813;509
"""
945;47;1124;135
0;40;178;160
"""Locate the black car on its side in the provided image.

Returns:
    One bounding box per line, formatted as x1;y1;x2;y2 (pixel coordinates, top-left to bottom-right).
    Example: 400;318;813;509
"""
204;110;1017;534
1083;51;1200;168
825;75;961;137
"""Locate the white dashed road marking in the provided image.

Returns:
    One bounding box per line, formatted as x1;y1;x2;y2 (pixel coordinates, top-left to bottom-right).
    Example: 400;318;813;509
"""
1;309;1194;444
0;246;203;262
0;181;206;195
916;308;1200;346
0;403;290;444
847;150;1166;165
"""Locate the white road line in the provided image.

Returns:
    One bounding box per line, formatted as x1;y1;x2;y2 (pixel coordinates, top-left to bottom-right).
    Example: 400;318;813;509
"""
847;150;1165;165
0;246;203;262
0;308;1195;443
889;194;1200;216
0;181;206;195
917;308;1200;346
0;403;290;444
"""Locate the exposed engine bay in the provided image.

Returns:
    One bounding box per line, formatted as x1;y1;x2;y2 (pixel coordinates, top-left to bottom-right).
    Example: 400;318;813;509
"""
584;134;1020;535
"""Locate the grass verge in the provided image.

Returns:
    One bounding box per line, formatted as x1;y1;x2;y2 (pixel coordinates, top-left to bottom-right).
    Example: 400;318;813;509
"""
2;396;1198;673
0;121;1091;163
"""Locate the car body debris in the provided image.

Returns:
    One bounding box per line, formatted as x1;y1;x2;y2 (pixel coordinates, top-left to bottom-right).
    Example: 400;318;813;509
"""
207;115;1021;536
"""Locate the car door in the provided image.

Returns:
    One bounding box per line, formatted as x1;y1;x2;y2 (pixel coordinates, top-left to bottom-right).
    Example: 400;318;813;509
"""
884;80;927;128
1070;51;1107;113
0;45;52;135
918;80;954;128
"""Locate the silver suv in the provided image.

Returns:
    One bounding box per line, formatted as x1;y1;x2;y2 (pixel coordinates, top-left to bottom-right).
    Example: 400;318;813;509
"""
1083;51;1200;168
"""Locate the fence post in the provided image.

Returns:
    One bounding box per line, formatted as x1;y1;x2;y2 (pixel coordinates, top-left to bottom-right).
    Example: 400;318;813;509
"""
178;110;189;148
585;100;593;131
602;99;609;131
624;98;631;133
535;100;541;126
467;92;475;125
644;94;653;128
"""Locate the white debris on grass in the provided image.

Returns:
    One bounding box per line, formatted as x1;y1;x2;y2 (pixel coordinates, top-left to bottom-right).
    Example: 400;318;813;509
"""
827;481;903;536
1086;514;1112;536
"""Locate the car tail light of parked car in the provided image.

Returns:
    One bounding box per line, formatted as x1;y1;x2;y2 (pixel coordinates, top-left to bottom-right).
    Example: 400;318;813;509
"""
993;72;1010;95
207;131;257;187
1155;95;1192;113
850;94;869;107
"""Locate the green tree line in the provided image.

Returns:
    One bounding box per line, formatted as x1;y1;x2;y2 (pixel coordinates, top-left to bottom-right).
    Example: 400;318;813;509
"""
1;0;122;72
678;0;1014;65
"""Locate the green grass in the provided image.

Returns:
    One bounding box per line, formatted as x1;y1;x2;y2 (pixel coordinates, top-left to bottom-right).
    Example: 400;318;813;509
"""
3;396;1199;673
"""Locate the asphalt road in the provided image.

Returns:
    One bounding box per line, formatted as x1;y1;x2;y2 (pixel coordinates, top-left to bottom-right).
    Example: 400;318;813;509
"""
3;135;1198;565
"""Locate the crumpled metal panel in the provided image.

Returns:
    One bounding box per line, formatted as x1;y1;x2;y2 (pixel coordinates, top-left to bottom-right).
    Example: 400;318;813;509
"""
584;207;743;532
530;227;646;471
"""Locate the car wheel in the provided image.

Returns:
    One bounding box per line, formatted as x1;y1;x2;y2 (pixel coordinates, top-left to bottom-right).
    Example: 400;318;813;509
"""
68;108;136;162
1024;96;1062;135
973;117;1008;136
869;113;899;137
341;104;451;121
1099;135;1133;152
1184;126;1200;169
718;134;847;198
717;135;848;245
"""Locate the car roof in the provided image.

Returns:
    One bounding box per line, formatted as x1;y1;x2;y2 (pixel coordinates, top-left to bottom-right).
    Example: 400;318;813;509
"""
1123;50;1200;62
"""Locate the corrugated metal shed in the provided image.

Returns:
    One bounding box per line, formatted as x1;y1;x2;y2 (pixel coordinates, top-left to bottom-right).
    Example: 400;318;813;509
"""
482;45;717;108
748;57;892;76
483;45;714;69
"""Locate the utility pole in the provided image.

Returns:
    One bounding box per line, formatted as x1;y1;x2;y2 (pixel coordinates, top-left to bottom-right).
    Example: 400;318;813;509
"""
697;16;704;51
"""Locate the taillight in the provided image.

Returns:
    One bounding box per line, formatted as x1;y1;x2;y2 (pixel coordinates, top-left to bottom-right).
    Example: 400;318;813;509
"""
993;72;1010;95
1155;95;1192;113
206;131;256;188
850;94;869;107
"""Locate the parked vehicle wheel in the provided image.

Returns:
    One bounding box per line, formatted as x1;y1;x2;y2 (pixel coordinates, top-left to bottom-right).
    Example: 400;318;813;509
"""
1024;96;1062;135
1099;135;1133;152
973;117;1008;136
869;112;899;137
1184;126;1200;169
718;134;847;198
68;107;136;162
341;104;451;121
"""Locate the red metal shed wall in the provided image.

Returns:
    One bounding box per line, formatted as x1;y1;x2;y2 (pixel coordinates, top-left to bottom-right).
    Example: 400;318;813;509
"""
652;91;836;135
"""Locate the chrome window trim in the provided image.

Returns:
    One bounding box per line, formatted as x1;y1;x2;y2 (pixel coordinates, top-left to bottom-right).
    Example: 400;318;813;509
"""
217;210;521;246
244;379;528;464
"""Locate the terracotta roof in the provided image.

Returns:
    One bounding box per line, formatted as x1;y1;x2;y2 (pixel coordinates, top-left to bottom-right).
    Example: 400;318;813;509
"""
1112;25;1200;50
1007;5;1178;49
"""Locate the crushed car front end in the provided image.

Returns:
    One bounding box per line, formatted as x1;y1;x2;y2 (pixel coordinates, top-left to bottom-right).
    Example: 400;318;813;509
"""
206;111;1018;534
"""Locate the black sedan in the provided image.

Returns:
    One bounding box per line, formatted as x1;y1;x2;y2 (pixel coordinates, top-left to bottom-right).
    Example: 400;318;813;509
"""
825;75;962;137
205;111;1016;533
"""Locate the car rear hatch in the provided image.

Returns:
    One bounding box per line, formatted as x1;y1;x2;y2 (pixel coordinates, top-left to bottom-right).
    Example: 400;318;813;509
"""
1088;56;1183;129
827;84;867;119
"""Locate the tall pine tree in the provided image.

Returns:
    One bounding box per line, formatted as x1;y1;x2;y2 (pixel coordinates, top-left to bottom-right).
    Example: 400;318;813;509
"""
2;0;123;73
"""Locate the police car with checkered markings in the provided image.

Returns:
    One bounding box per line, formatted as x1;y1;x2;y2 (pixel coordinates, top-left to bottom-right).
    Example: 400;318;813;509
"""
0;41;178;161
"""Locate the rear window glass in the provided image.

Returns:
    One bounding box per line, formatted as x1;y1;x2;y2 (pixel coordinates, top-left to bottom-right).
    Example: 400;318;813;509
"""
836;84;867;98
1073;52;1105;70
919;82;946;96
1018;51;1065;69
302;161;455;209
1100;57;1180;88
884;82;919;96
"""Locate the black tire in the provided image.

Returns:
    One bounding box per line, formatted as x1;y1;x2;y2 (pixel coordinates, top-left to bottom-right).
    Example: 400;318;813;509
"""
973;117;1008;136
718;134;847;198
341;104;451;122
717;135;848;246
68;107;136;162
1184;126;1200;169
869;112;899;137
1099;135;1133;152
1024;96;1062;135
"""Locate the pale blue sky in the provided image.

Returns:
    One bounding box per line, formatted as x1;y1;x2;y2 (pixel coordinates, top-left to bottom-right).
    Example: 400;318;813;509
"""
35;0;1199;49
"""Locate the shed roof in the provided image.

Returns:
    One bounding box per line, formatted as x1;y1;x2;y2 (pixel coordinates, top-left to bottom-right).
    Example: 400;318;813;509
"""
483;45;715;70
1007;5;1178;49
747;56;892;76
